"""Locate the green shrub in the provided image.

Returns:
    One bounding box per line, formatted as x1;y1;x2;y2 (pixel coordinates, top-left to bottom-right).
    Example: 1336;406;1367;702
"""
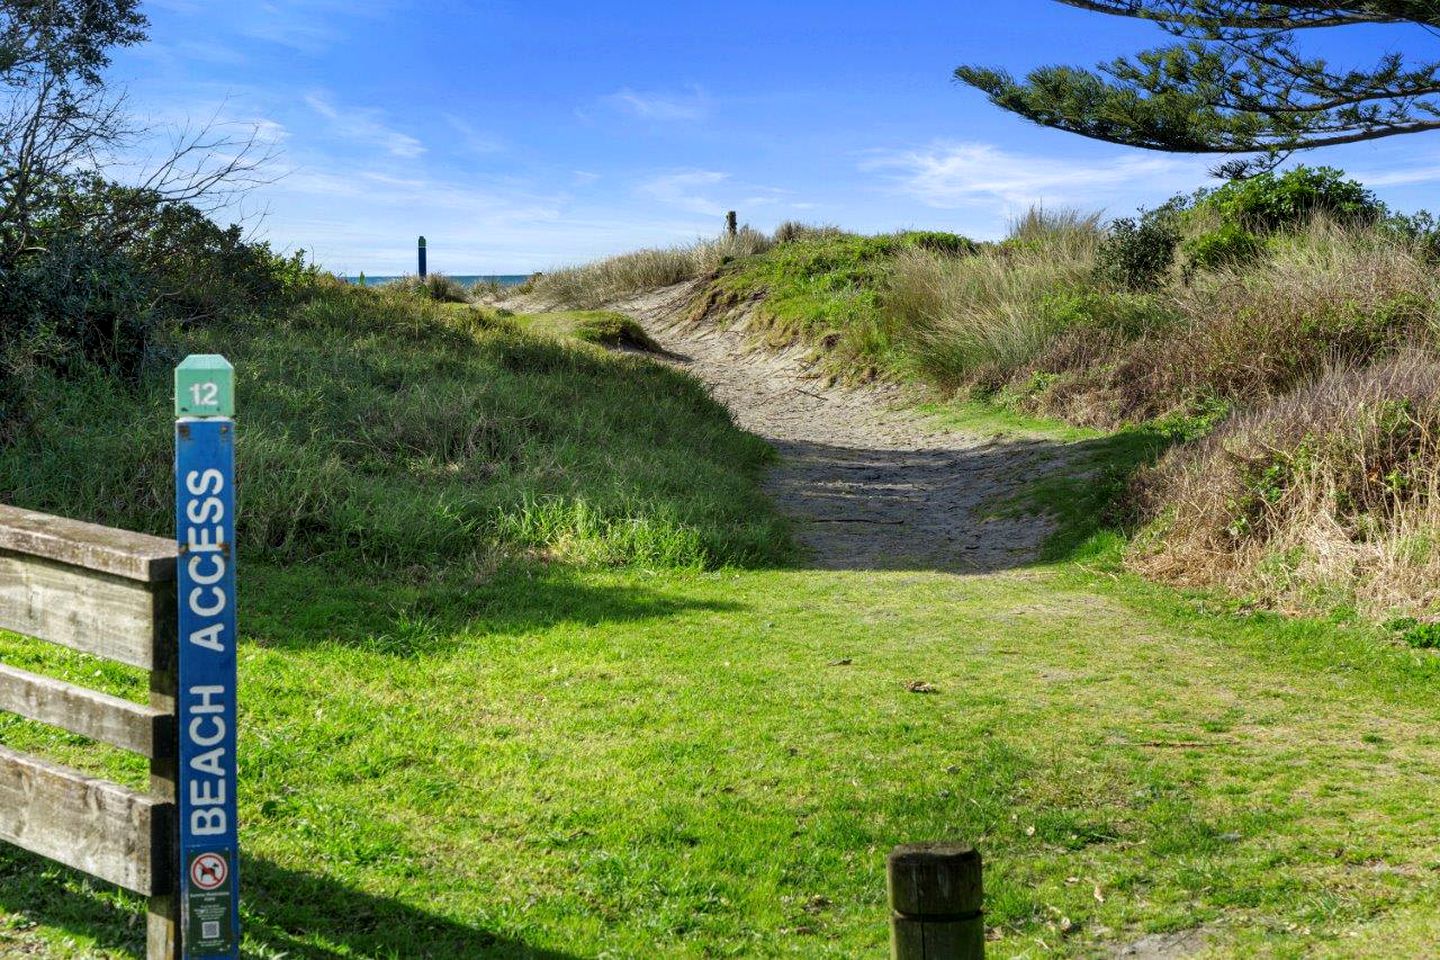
43;181;313;324
1183;224;1267;272
0;237;154;378
129;203;310;322
1401;622;1440;649
1095;214;1179;291
1200;167;1381;232
1381;209;1440;261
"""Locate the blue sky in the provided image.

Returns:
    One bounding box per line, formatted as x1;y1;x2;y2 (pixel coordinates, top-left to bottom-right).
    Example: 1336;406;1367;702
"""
108;1;1440;274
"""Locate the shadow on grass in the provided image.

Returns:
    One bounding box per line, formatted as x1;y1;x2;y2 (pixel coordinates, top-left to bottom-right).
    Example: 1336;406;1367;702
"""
0;849;579;959
765;422;1180;572
1009;425;1184;563
243;856;580;959
242;563;745;656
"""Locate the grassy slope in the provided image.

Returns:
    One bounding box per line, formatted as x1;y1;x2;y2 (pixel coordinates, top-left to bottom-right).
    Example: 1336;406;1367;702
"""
2;299;1439;957
0;289;785;570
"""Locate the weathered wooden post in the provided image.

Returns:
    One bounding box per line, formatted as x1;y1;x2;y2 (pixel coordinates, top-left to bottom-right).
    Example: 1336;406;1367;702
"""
418;235;428;279
173;356;240;959
725;211;737;237
888;843;984;959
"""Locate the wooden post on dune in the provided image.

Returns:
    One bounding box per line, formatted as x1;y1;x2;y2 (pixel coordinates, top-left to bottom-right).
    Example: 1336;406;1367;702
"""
725;211;737;237
888;843;984;959
418;235;428;279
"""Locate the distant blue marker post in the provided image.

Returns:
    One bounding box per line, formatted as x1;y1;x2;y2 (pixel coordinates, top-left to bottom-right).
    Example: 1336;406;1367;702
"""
174;355;240;959
418;235;427;279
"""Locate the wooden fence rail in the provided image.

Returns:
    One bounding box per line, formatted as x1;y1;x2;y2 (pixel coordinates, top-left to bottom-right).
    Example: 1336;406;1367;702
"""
0;502;181;959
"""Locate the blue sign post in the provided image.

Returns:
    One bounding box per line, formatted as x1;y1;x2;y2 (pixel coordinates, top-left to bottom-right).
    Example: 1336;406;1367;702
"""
174;356;240;958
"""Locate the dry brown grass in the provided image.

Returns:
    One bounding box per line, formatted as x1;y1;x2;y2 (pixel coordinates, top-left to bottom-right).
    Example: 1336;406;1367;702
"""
1166;221;1439;400
1014;221;1440;428
527;230;772;308
1129;351;1440;619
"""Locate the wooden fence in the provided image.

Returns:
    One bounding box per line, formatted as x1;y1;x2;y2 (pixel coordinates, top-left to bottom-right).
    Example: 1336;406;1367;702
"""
0;502;182;959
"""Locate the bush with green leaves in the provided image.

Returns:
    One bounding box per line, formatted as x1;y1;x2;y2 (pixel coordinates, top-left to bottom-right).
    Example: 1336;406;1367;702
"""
1183;224;1267;272
1382;209;1440;261
0;184;319;439
0;238;154;377
1095;213;1179;291
1199;167;1381;232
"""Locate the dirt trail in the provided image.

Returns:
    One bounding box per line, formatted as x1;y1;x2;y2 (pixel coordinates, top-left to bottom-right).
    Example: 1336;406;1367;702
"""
609;283;1074;572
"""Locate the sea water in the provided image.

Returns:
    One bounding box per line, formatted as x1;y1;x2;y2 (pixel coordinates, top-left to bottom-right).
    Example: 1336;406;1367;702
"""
343;274;530;287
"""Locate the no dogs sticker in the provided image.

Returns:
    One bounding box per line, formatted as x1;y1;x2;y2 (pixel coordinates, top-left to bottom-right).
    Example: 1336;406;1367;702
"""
190;852;229;891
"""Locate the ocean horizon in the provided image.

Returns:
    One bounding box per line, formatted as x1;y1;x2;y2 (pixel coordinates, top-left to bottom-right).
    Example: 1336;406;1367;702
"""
343;274;530;287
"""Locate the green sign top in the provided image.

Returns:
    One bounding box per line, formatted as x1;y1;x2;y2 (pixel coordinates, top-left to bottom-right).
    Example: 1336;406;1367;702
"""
175;355;235;418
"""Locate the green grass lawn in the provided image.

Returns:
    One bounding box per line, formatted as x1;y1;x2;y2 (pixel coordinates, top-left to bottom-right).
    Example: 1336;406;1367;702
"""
2;293;1439;958
5;561;1439;958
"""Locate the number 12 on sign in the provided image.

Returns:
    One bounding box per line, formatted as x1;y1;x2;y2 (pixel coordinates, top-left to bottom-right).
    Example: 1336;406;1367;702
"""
176;411;239;959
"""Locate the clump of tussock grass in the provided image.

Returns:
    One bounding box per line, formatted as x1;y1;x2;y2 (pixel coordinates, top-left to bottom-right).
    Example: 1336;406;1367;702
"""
569;311;661;351
527;229;773;309
885;210;1102;386
1006;207;1105;254
1129;351;1440;620
773;221;845;244
393;272;473;303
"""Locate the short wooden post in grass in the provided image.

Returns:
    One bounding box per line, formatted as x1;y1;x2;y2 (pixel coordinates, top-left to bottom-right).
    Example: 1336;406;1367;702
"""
173;355;241;959
726;210;737;237
418;235;428;278
887;843;984;960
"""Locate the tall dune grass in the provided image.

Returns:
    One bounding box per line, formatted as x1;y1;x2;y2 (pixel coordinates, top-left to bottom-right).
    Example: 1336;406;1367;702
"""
528;229;772;308
885;210;1103;385
1130;352;1440;619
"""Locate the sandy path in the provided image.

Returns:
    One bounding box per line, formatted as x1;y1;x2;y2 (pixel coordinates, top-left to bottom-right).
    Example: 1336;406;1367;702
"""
608;283;1072;572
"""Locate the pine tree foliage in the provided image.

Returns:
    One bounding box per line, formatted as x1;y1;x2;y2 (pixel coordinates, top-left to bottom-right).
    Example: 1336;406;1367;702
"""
956;2;1440;168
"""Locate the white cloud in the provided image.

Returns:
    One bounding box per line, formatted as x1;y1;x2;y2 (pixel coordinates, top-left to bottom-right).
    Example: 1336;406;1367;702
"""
1352;165;1440;188
444;115;506;157
304;92;425;159
637;170;731;216
866;141;1208;211
149;0;396;54
603;87;709;122
243;0;396;53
